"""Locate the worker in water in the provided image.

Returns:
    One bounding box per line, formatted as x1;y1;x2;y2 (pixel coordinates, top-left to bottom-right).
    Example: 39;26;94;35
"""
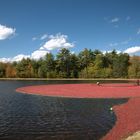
96;82;100;86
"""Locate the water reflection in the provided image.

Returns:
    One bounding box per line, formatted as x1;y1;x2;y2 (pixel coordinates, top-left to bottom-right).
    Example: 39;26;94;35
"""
0;80;128;140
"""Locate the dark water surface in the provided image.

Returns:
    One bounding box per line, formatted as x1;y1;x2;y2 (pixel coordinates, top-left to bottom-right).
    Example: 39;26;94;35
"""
0;80;128;140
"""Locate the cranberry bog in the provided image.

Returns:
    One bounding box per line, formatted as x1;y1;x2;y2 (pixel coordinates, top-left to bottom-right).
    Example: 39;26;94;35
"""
16;82;140;140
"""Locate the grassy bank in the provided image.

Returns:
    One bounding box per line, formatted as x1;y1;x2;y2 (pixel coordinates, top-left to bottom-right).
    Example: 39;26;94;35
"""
0;78;138;81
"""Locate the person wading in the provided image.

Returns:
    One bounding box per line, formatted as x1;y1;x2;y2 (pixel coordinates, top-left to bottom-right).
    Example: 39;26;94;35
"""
96;82;100;86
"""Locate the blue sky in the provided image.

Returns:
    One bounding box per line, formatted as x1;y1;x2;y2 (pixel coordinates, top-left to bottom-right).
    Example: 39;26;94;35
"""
0;0;140;62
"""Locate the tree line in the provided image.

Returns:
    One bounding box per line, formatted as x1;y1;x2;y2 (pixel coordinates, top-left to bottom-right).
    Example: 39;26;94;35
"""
0;48;140;78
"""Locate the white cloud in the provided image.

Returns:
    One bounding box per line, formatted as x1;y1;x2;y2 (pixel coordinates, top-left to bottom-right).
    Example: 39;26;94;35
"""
0;57;11;63
40;34;48;40
0;24;15;40
137;28;140;35
32;34;48;41
0;50;49;62
12;54;30;62
39;46;44;50
110;17;120;23
0;54;30;63
124;46;140;54
0;33;74;62
42;33;74;50
102;50;121;54
31;49;49;60
32;37;37;41
109;43;118;47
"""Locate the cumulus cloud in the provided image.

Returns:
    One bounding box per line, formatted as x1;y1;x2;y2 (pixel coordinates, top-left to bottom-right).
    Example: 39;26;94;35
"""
0;57;11;63
42;33;74;50
110;17;120;23
0;33;74;62
12;54;30;62
0;54;30;63
31;49;49;60
0;24;15;40
124;46;140;54
0;50;49;62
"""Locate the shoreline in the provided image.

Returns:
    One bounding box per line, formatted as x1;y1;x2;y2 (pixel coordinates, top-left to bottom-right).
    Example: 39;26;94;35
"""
0;78;139;81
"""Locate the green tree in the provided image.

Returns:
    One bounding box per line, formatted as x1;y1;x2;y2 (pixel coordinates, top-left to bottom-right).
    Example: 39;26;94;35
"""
37;59;47;78
78;48;95;76
112;53;129;78
128;56;140;78
56;48;71;78
31;60;40;78
70;54;80;78
16;58;33;78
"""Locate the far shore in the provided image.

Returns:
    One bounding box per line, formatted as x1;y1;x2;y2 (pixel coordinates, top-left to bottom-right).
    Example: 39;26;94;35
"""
0;78;139;81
